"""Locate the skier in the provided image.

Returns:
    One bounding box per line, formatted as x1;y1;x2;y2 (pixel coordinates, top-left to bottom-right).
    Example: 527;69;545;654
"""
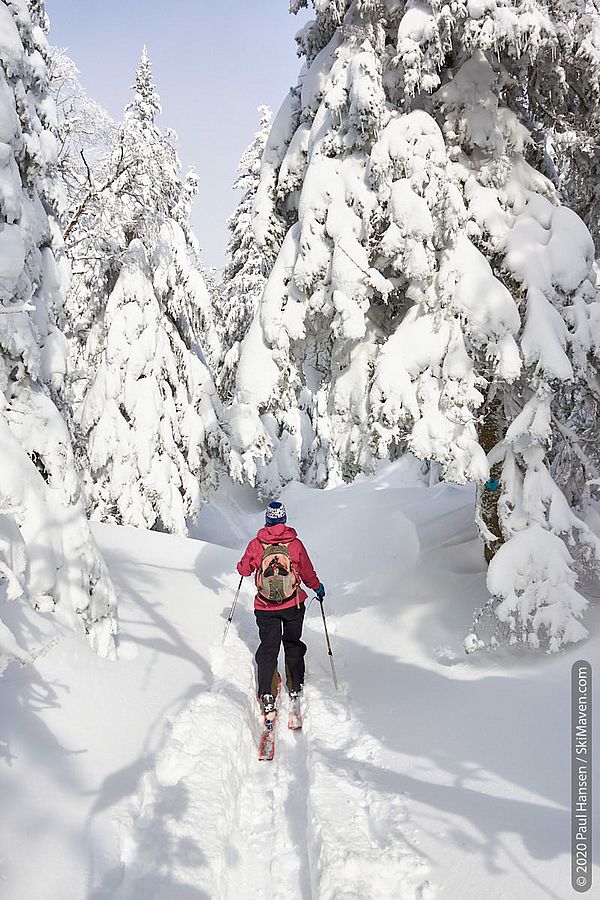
237;501;325;724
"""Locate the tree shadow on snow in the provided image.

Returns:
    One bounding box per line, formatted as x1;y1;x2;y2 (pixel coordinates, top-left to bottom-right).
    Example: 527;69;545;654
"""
0;652;93;889
103;547;214;680
93;861;211;900
90;782;211;900
192;541;240;597
306;624;572;899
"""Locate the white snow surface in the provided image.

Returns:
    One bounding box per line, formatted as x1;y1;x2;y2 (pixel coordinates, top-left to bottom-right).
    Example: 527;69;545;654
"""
1;461;598;899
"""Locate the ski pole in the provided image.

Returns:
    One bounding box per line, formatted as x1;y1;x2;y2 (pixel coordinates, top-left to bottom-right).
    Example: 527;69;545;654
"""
222;575;243;645
317;596;339;691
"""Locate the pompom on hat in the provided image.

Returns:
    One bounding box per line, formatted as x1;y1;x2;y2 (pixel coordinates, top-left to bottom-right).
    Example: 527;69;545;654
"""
265;501;286;525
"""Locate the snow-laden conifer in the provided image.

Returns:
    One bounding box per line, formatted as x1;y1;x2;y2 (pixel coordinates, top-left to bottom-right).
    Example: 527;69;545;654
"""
229;0;600;652
168;168;223;374
54;47;220;398
523;5;600;254
76;49;225;532
81;241;221;531
0;0;116;673
217;106;272;401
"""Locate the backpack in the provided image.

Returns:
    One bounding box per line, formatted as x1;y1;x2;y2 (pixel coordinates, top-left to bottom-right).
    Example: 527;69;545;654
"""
256;542;299;605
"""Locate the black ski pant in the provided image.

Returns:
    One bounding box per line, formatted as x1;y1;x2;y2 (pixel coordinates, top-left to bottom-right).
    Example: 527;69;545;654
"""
255;602;306;697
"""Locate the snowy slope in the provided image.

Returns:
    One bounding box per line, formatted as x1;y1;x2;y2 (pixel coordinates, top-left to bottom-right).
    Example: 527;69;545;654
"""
0;461;598;899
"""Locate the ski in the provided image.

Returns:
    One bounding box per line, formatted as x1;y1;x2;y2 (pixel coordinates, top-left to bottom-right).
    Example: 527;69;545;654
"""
258;712;277;760
288;696;302;730
258;673;281;760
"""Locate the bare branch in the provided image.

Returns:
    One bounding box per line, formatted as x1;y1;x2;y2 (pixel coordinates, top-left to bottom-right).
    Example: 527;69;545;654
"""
80;148;93;188
62;156;136;243
552;413;599;482
0;303;34;314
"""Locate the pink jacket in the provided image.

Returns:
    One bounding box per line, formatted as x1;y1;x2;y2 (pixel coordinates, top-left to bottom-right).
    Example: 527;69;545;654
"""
237;523;320;610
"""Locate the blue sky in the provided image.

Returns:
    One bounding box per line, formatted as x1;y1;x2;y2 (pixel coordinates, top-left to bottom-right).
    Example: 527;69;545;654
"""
46;1;310;269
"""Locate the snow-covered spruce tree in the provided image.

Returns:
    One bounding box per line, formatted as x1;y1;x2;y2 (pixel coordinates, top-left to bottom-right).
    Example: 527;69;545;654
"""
217;106;272;401
518;6;600;255
0;0;116;673
77;49;225;533
168;167;223;374
228;0;600;652
56;46;167;372
55;48;218;403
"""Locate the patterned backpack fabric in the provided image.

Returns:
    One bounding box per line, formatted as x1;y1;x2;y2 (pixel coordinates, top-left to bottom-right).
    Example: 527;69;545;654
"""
256;542;299;605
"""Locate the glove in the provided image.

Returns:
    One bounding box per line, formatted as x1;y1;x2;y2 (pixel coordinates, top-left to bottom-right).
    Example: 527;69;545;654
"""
315;583;326;601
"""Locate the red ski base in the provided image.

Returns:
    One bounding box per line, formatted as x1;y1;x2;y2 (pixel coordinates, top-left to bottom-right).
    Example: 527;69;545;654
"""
258;673;281;761
258;717;277;760
288;696;302;730
288;713;302;730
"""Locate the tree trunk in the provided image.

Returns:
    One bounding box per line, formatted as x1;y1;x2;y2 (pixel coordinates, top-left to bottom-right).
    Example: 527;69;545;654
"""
477;390;506;564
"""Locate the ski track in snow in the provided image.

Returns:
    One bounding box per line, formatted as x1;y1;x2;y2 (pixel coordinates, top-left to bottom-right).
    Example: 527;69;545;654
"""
106;627;432;899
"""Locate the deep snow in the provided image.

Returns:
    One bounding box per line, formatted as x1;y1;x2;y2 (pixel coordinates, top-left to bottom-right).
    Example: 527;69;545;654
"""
0;461;598;898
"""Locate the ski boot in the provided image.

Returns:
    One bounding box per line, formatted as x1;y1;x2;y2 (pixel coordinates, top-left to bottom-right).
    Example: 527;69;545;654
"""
260;692;277;729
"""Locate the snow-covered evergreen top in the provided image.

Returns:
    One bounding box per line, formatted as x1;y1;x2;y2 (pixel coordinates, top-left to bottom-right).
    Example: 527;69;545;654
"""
126;45;161;124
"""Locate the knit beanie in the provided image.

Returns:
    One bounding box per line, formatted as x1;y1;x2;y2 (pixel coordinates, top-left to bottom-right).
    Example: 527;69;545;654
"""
265;501;286;525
